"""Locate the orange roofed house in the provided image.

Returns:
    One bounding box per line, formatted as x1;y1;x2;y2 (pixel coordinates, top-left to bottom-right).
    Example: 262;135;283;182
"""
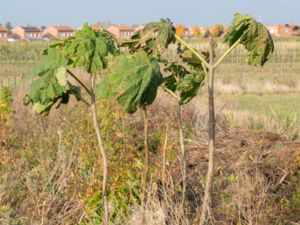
0;26;8;40
106;25;135;39
43;26;74;39
266;24;300;37
12;26;42;40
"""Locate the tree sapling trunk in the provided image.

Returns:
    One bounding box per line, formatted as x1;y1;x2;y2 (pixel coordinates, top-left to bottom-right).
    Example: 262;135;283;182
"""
141;105;150;222
199;37;216;225
91;74;109;225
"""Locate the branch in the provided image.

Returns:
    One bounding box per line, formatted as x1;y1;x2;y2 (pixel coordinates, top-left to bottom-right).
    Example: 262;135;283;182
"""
213;38;241;69
164;87;179;100
175;34;210;69
67;69;93;96
80;97;91;107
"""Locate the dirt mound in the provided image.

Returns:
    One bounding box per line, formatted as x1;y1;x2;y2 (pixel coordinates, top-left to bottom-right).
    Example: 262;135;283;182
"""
180;129;300;224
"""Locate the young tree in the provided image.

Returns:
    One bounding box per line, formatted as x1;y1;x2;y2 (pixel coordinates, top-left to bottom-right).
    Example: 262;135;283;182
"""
97;19;176;220
5;22;12;31
163;57;205;206
175;13;274;224
24;24;118;225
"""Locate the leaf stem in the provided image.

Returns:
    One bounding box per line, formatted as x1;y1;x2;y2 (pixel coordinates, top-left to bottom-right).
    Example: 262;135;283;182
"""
213;38;241;69
165;87;179;100
67;69;93;96
175;34;210;69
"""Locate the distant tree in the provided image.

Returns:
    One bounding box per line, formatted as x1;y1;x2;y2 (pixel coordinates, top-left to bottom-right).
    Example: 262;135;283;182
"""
41;25;46;31
5;22;12;31
211;24;224;38
98;20;113;28
193;26;201;38
176;24;186;38
203;29;210;38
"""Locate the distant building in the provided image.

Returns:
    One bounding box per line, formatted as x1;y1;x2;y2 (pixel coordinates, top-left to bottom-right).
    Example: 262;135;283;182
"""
106;25;135;39
43;26;74;39
12;26;42;40
90;24;102;31
134;25;144;32
0;26;8;40
7;33;21;42
266;24;300;37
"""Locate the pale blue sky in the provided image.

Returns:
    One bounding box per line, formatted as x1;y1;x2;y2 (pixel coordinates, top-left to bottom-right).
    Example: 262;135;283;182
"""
0;0;299;27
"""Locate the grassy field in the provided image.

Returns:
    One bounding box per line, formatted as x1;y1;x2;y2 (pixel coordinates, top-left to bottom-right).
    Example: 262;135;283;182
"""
1;38;300;134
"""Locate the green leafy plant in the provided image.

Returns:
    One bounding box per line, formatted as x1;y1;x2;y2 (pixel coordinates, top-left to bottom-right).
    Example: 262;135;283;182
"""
163;57;205;205
174;13;274;225
23;13;274;225
97;19;176;220
24;24;118;225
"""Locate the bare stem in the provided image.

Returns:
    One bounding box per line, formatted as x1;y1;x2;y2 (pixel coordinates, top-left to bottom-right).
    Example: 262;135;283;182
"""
67;69;93;96
177;102;186;207
90;74;109;225
213;38;241;69
141;105;149;222
162;132;168;183
199;37;216;225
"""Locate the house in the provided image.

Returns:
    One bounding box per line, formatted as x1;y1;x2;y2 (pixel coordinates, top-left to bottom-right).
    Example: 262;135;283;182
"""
106;25;135;39
78;24;102;31
12;26;42;40
266;24;300;37
0;26;8;40
7;33;21;42
134;25;144;32
91;24;102;31
266;25;280;36
43;26;74;39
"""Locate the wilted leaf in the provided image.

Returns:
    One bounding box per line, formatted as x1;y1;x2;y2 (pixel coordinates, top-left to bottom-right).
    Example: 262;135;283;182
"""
123;19;175;54
52;23;118;74
24;48;81;115
224;13;274;66
55;67;68;87
96;51;162;113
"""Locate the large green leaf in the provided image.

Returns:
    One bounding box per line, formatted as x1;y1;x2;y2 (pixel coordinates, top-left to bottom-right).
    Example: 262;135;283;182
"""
123;19;175;54
96;51;162;113
24;24;119;115
24;48;81;115
163;62;205;105
51;23;118;74
224;13;274;66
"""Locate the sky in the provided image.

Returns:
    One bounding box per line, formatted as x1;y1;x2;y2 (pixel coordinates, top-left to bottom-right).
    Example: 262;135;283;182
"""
1;0;299;27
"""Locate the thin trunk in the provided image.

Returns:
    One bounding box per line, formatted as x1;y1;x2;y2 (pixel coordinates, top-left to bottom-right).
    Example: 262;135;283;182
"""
162;132;168;183
199;37;216;225
91;74;109;225
177;102;186;207
141;106;149;222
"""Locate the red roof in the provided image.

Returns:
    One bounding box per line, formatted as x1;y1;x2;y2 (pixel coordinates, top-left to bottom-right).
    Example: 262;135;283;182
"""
117;25;134;31
20;26;42;32
0;26;7;32
53;26;74;32
91;24;101;31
